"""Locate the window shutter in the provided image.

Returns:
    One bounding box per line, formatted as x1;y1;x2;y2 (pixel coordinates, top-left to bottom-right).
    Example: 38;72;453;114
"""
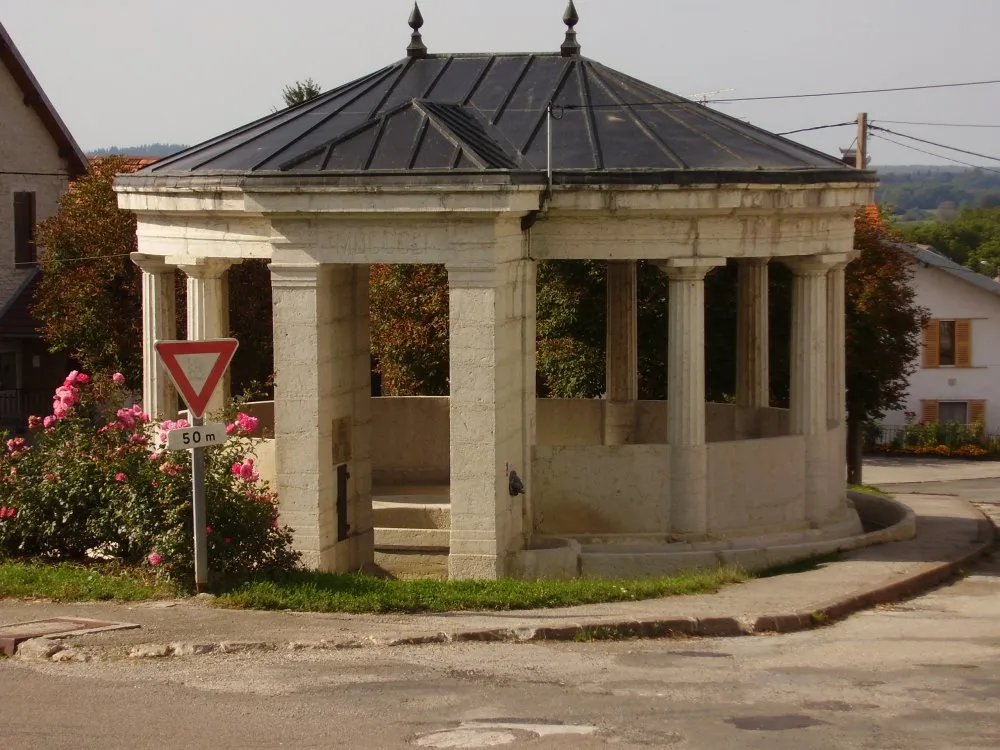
955;319;972;367
921;399;940;424
969;400;987;426
922;320;940;368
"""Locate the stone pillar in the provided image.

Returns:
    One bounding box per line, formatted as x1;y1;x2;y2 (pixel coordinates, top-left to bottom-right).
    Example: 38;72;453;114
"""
660;258;726;537
826;262;849;426
735;258;769;409
179;260;232;416
605;260;638;444
132;253;178;421
787;255;846;525
269;262;372;572
447;255;535;580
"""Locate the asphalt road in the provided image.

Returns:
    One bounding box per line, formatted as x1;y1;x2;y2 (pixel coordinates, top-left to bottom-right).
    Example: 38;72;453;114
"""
2;477;998;750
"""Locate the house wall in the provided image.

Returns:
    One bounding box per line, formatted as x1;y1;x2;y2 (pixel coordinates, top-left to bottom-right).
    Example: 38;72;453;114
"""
0;58;71;306
885;264;1000;430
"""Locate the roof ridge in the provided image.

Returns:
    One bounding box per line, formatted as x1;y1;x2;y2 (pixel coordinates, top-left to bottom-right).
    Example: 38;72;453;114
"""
0;22;88;176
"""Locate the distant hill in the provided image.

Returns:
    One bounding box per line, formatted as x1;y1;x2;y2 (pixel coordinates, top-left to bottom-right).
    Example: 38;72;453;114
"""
87;143;189;157
871;165;1000;223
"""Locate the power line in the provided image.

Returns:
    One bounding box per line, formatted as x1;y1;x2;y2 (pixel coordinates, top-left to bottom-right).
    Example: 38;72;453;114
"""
875;119;1000;129
776;121;856;136
868;132;1000;175
869;125;1000;164
559;77;1000;110
42;253;134;264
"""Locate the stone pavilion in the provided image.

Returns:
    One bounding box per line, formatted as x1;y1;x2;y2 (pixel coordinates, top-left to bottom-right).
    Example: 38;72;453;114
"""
117;3;878;579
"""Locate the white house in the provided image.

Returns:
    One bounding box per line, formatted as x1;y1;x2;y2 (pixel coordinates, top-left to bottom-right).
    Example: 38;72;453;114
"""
884;244;1000;432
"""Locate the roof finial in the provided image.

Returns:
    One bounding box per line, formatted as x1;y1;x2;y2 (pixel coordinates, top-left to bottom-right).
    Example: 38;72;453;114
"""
561;0;581;57
407;3;427;59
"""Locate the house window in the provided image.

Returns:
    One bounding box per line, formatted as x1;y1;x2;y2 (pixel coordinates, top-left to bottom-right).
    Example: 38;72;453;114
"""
922;319;972;368
939;401;967;425
13;192;37;266
922;399;986;425
938;321;956;366
0;353;15;391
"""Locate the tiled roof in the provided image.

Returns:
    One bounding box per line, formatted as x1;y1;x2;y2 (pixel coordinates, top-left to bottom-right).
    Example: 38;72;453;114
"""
0;22;88;177
899;243;1000;300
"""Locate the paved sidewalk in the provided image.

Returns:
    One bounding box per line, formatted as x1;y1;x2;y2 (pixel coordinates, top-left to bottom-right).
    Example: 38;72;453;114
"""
864;456;1000;485
0;493;993;659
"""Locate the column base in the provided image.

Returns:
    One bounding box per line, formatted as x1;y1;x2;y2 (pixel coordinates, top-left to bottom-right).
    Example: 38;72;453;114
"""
603;400;637;445
669;444;709;536
448;553;504;581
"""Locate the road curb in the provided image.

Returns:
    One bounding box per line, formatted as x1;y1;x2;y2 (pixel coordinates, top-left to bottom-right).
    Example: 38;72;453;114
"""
14;503;996;661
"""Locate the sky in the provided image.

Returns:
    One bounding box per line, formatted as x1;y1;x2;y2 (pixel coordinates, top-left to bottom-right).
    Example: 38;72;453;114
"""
4;0;1000;166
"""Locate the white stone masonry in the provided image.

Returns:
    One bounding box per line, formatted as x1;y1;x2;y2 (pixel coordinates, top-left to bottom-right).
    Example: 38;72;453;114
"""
604;260;638;445
447;252;535;580
736;258;769;409
132;253;178;420
180;259;232;416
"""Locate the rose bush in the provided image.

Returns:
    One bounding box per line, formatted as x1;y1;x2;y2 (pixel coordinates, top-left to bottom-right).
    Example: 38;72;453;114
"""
0;372;299;587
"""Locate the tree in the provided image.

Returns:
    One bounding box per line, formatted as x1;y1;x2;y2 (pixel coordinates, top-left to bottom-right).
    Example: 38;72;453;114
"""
33;157;272;394
280;78;322;108
34;157;148;385
845;207;928;483
369;264;449;395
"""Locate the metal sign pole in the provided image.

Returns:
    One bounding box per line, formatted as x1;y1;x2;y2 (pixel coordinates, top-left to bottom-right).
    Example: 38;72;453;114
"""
190;415;209;593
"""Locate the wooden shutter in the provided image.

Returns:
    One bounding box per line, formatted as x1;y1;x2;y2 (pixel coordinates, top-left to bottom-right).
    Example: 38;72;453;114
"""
921;399;940;424
922;320;940;368
955;319;972;367
13;192;36;266
969;400;987;426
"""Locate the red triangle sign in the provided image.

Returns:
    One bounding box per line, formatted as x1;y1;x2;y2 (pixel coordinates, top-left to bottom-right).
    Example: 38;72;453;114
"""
155;339;239;419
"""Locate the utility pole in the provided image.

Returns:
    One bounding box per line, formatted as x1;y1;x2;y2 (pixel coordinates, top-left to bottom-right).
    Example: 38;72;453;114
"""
856;112;868;169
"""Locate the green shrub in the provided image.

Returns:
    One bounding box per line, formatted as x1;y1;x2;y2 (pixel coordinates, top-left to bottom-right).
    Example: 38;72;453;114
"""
0;370;299;587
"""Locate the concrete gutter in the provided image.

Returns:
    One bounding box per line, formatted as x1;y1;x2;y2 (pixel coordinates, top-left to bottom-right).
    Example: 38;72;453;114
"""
5;493;994;662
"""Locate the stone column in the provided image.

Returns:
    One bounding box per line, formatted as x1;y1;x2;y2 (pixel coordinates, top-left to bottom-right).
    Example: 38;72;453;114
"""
132;253;178;420
826;261;849;426
179;259;232;416
605;260;638;444
447;254;535;580
660;258;726;537
787;255;846;525
269;262;372;572
736;258;769;409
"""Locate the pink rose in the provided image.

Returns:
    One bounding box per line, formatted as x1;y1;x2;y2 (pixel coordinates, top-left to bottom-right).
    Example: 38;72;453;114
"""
43;473;56;481
206;526;212;534
43;416;54;429
148;552;163;566
115;473;126;482
64;370;79;386
231;462;242;476
226;423;236;434
112;372;126;385
75;373;90;384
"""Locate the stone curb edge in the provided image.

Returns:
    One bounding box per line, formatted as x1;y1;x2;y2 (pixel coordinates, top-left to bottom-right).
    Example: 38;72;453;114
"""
14;511;995;662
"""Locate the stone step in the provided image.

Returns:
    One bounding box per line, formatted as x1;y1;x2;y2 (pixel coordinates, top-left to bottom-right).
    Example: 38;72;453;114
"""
374;549;448;580
373;501;450;530
374;527;449;550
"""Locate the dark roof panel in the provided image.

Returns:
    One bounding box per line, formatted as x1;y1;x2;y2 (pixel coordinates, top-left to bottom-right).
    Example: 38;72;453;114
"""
139;52;875;184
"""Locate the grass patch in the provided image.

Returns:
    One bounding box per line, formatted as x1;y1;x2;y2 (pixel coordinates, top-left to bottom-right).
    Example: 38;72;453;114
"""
849;484;891;497
0;560;179;602
214;566;749;614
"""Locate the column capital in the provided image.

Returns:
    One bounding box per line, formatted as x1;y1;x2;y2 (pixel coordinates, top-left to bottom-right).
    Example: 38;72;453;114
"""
178;258;234;280
654;257;727;280
131;252;175;274
784;253;852;276
736;257;770;268
446;263;498;288
269;262;327;289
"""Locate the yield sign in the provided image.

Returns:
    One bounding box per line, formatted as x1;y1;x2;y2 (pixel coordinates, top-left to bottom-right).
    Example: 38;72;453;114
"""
155;339;239;419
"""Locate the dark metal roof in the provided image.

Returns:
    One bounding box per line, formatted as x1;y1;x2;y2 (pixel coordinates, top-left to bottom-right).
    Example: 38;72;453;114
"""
0;22;88;177
140;53;874;184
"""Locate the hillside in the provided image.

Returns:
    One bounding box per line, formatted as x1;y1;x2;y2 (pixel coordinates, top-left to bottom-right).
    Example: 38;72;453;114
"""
87;143;189;157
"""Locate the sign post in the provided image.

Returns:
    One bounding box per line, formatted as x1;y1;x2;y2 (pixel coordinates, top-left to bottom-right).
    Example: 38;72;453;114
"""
154;338;239;593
